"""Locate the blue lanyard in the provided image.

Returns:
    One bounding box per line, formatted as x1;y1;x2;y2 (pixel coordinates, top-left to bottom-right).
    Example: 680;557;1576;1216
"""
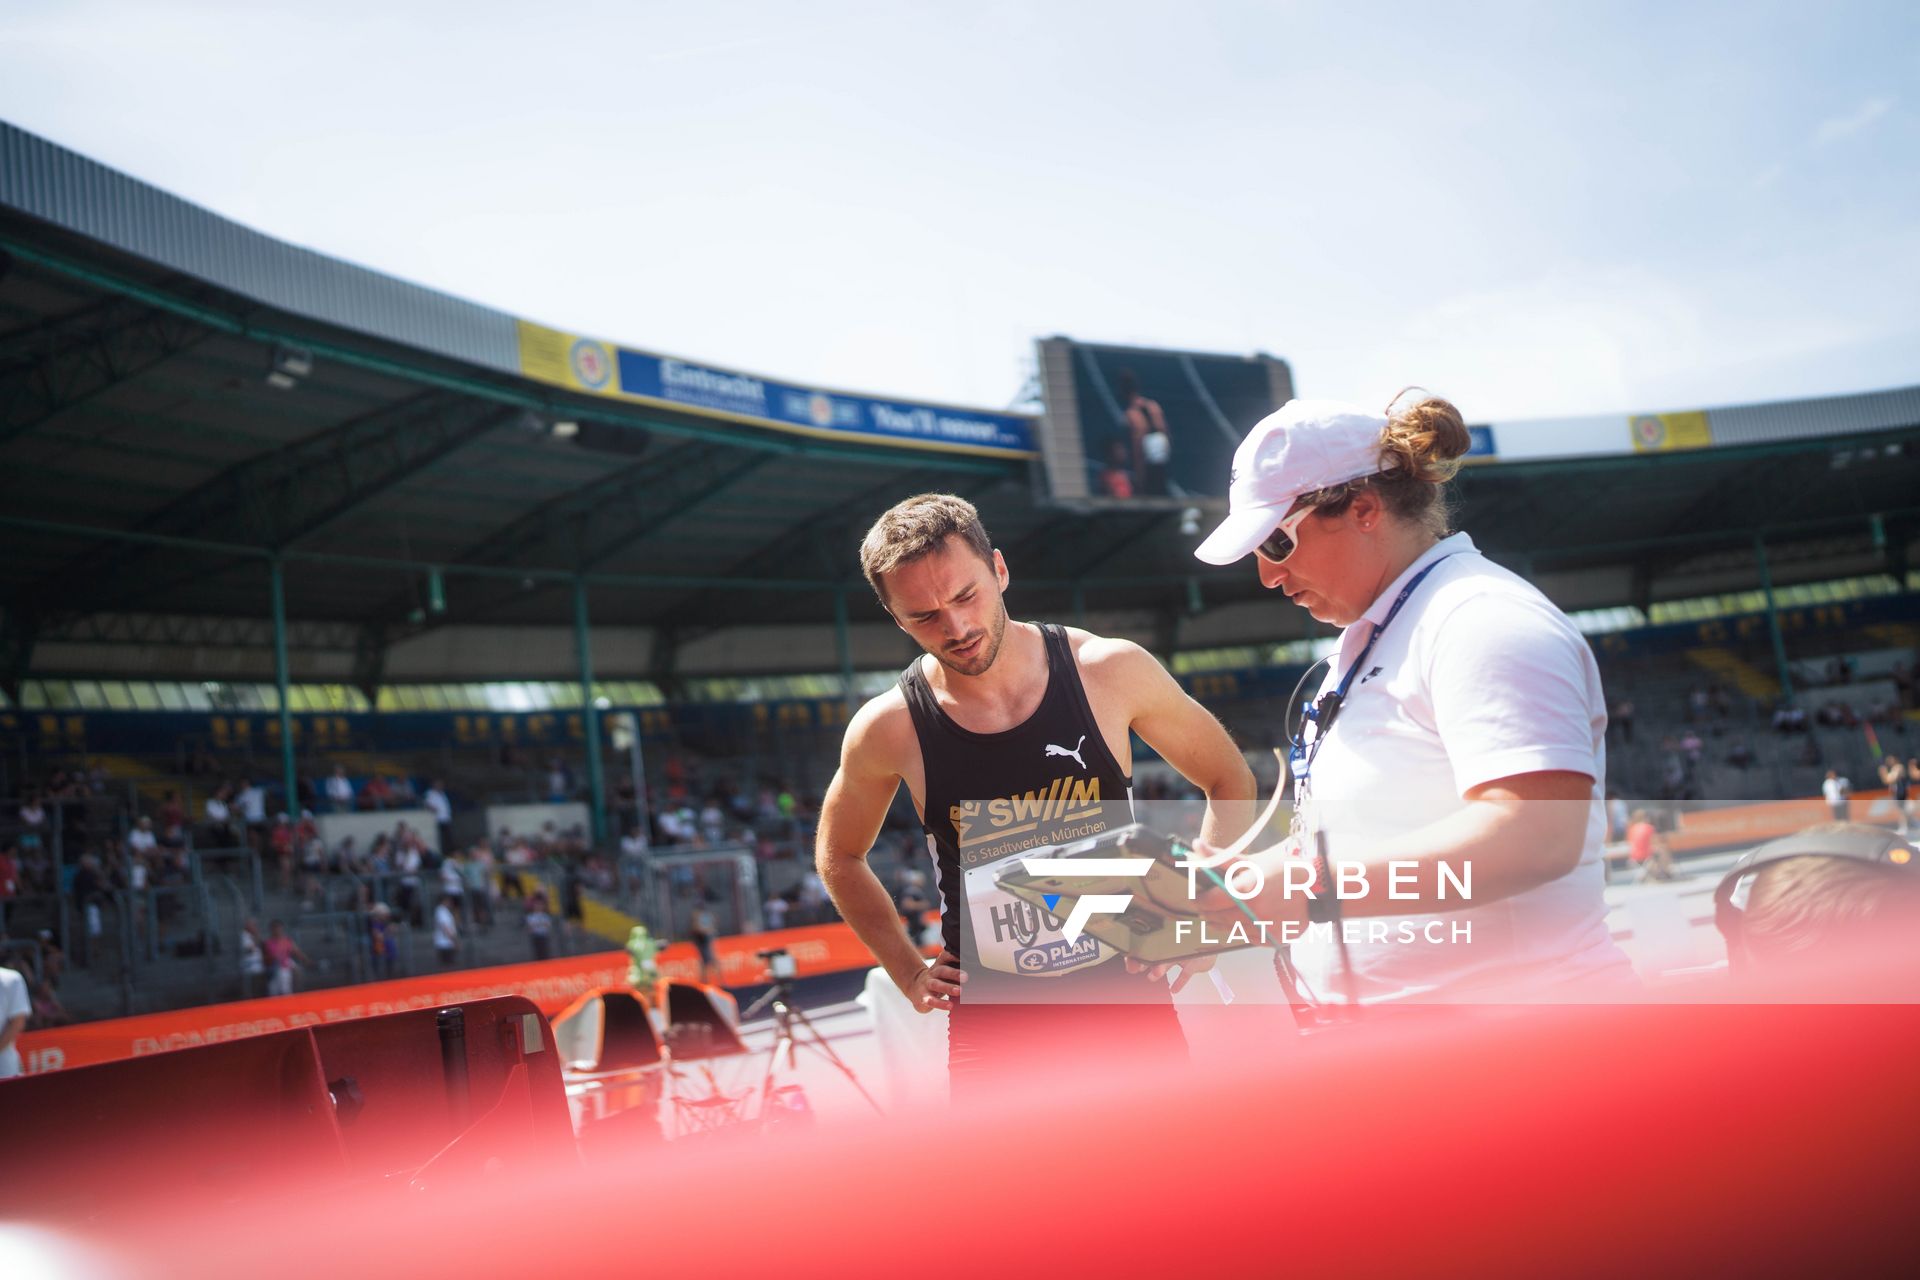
1288;554;1456;788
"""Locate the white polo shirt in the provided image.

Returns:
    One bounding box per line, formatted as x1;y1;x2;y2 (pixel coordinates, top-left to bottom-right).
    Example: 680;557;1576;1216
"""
1292;532;1634;1004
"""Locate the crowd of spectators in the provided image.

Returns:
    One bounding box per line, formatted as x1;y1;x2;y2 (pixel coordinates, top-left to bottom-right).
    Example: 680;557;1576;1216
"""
1;764;136;1045
5;740;1204;1023
1771;652;1918;734
756;863;839;931
1771;697;1909;734
4;734;1143;1033
1598;661;1920;801
1;748;673;1022
631;754;889;934
315;763;452;817
227;815;614;994
629;754;822;858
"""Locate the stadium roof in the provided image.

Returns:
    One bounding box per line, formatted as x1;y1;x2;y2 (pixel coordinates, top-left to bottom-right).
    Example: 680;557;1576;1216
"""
3;118;1920;688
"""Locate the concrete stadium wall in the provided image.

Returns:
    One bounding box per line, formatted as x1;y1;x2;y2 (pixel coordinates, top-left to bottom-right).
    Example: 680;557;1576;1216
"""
28;639;358;681
386;626;655;680
485;802;591;840
672;622;918;675
315;808;441;855
18;606;1310;689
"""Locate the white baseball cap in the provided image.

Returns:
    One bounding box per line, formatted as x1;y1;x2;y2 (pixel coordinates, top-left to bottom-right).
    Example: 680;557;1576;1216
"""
1193;399;1392;565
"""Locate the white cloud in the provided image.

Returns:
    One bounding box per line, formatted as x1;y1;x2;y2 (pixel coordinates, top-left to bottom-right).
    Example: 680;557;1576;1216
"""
1814;95;1894;146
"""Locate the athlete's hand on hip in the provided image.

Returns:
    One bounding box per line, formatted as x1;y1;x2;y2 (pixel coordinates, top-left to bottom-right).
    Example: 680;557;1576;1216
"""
902;949;966;1013
1124;953;1217;993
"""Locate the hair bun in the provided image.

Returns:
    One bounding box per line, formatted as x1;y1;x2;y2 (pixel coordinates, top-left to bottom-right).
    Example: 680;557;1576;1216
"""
1380;390;1470;484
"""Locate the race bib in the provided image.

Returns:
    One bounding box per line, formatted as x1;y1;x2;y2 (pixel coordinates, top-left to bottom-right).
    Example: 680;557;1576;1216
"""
961;845;1115;978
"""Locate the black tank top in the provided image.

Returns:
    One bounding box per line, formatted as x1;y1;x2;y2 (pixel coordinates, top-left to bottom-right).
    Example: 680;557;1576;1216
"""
900;623;1167;1004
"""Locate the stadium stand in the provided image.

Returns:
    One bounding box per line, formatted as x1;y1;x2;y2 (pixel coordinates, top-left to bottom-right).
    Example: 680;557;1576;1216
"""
5;118;1920;1033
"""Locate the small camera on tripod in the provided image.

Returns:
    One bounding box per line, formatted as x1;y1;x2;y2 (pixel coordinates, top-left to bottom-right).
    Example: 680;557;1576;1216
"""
758;947;797;982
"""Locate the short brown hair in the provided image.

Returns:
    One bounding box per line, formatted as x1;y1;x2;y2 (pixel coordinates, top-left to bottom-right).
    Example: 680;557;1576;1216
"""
1741;849;1920;963
1298;390;1473;538
859;493;994;607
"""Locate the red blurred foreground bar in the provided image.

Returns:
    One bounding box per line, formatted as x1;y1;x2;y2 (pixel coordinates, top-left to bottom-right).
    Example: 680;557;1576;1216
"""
0;997;575;1227
5;997;1917;1275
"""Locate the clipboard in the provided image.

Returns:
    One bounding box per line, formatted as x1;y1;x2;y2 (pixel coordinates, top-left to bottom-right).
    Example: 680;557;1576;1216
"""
993;823;1265;965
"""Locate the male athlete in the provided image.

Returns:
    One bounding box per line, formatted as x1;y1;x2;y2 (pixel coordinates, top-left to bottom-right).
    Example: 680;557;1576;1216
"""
816;493;1256;1097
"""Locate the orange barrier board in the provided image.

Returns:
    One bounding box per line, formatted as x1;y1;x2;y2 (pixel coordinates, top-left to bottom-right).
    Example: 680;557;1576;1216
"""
1670;788;1894;852
14;919;902;1077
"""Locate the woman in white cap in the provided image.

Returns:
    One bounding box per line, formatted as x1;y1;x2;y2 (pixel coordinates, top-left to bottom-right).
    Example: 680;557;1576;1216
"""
1192;392;1633;1006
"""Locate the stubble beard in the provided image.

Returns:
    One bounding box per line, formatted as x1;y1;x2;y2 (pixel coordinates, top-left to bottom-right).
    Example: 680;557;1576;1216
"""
931;597;1010;678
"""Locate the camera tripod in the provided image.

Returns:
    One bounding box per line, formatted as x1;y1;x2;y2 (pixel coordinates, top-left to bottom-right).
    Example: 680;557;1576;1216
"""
740;975;886;1124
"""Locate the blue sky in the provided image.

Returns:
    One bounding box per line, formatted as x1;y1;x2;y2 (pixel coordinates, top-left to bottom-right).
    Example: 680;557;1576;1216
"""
1;0;1914;422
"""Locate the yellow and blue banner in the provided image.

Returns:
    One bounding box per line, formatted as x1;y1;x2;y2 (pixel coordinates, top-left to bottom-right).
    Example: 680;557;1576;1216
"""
1629;410;1711;453
515;320;1035;458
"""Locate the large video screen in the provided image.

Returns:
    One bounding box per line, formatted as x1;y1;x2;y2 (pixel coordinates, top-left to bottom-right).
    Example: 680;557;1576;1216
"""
1034;338;1294;504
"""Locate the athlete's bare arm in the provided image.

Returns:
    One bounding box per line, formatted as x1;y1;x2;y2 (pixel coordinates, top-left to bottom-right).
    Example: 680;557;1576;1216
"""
815;690;964;1013
1072;632;1257;847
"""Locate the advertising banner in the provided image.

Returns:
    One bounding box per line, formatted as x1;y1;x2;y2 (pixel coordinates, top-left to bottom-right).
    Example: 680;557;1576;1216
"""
515;320;1035;458
1630;410;1712;453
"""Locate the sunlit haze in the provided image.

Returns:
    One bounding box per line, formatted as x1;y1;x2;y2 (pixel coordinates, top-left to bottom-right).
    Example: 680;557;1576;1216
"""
2;0;1914;421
